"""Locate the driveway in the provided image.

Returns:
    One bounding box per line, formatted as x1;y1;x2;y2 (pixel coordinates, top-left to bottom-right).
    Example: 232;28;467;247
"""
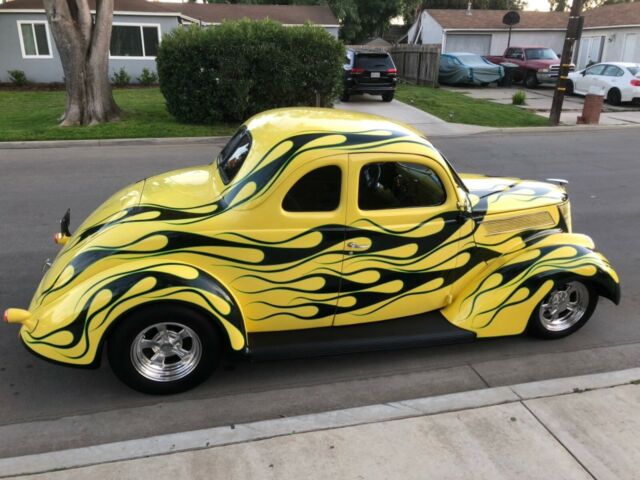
335;94;491;136
443;84;640;126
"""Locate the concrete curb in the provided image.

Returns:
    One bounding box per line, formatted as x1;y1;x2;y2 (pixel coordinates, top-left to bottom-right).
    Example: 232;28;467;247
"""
0;136;230;150
1;367;639;478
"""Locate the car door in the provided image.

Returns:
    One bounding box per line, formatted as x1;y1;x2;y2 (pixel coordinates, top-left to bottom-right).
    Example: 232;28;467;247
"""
231;155;348;333
575;64;606;94
602;65;625;97
333;152;463;327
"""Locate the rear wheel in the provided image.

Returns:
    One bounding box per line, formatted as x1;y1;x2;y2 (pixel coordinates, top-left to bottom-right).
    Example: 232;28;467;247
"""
524;71;538;89
606;88;622;106
107;304;222;394
340;92;350;102
528;280;597;339
382;92;394;102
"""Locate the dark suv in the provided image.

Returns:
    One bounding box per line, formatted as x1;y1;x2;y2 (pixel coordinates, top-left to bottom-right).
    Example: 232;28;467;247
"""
342;49;398;102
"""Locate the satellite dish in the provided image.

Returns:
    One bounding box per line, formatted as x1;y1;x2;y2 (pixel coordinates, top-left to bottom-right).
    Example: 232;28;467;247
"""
503;11;520;26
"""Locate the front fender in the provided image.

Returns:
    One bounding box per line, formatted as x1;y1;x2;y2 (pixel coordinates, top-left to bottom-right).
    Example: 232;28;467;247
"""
442;233;620;337
21;260;246;366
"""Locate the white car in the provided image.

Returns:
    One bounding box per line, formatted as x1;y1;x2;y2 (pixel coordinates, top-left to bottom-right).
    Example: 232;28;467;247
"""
567;62;640;105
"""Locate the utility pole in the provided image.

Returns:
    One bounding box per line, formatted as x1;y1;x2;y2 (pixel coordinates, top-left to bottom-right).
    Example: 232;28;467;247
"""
549;0;584;125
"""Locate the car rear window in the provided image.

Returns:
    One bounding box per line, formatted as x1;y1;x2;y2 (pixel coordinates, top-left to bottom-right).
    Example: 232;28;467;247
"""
217;127;252;184
628;67;639;76
354;54;394;70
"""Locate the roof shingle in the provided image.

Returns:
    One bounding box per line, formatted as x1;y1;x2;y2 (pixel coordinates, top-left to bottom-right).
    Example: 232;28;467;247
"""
0;0;339;26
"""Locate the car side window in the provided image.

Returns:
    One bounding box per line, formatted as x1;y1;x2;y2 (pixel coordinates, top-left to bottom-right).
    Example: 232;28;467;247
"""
358;162;446;211
603;65;623;77
283;166;341;212
585;64;606;76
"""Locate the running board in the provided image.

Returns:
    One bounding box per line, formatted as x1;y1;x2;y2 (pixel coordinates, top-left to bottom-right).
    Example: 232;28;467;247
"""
247;312;475;361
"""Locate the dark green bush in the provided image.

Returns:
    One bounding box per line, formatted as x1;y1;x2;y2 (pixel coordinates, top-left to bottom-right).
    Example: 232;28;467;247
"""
111;68;130;87
137;68;159;86
156;20;344;123
8;69;27;86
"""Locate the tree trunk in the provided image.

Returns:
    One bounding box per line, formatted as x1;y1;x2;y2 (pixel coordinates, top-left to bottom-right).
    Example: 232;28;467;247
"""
43;0;120;126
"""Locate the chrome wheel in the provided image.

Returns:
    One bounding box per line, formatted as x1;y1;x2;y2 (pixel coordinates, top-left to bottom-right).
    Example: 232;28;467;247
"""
130;322;202;382
538;281;589;332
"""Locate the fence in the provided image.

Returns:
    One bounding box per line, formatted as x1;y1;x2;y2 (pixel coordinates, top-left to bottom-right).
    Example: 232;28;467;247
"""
389;44;440;87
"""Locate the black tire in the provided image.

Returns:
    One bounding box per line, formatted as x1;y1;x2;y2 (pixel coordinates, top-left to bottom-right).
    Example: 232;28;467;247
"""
523;71;538;89
340;92;350;102
382;92;394;102
528;279;597;340
107;304;222;394
606;88;622;106
565;80;574;95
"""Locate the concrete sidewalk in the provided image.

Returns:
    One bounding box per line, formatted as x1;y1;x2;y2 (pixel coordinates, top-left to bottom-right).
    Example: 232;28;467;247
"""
4;368;640;479
444;84;640;126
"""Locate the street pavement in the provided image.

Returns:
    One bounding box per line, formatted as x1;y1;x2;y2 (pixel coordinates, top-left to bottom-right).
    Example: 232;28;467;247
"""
0;128;639;459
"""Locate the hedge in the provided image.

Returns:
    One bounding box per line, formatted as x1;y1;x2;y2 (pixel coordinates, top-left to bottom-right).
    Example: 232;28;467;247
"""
156;21;345;124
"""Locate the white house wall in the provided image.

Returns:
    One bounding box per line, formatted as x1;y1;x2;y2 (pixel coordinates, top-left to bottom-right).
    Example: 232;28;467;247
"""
411;11;444;45
579;26;640;64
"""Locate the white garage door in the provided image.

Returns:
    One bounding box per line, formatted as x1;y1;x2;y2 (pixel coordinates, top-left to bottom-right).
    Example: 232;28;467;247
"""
445;34;491;55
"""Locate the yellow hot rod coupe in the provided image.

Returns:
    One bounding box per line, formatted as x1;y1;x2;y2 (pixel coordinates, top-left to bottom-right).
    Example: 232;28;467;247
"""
4;108;619;394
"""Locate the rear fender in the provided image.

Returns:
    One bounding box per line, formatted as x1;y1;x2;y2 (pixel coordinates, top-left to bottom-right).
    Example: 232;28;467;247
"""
21;260;246;366
442;233;620;337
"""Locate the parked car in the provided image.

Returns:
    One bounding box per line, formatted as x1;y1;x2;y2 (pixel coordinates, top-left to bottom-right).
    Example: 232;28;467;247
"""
342;49;397;102
486;46;574;88
439;53;504;86
567;62;640;105
4;108;620;394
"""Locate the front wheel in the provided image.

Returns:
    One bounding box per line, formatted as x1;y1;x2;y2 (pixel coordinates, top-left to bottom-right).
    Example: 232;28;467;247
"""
524;71;538;89
382;92;394;102
107;304;222;394
528;280;597;339
565;80;574;95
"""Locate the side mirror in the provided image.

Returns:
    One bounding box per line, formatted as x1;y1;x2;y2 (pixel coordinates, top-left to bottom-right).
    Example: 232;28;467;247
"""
582;71;587;76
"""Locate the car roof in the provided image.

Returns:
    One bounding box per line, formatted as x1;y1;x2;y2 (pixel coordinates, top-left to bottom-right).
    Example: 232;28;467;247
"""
241;107;440;168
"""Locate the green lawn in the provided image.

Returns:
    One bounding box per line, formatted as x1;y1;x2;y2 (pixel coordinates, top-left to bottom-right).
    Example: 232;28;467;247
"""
0;87;237;142
396;84;549;128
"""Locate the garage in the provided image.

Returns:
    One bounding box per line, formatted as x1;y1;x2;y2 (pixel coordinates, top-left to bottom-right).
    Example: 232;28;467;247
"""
444;34;492;55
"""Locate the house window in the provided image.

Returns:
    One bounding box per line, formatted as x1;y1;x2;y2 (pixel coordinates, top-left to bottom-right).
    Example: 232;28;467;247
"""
17;21;52;58
110;24;160;58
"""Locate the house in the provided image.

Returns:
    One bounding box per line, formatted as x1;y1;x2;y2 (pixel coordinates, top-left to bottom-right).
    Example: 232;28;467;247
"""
405;3;640;69
0;0;339;83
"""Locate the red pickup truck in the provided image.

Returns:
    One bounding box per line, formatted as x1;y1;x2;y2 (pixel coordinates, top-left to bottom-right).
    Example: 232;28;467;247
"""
486;46;573;88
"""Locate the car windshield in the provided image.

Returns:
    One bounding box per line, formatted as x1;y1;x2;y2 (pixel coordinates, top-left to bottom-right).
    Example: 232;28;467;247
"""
628;66;640;76
216;127;252;184
525;48;558;60
355;54;394;70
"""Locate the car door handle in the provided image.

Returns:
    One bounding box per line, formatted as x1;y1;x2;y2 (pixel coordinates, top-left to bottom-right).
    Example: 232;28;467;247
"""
346;241;369;251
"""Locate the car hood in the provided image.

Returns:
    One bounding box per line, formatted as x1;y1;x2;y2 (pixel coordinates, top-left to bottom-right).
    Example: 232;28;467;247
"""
460;173;567;216
527;59;558;69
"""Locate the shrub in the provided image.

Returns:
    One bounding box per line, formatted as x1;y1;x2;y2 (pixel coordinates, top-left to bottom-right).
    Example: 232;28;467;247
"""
137;68;159;86
8;69;27;86
111;68;131;87
512;90;527;106
156;20;345;124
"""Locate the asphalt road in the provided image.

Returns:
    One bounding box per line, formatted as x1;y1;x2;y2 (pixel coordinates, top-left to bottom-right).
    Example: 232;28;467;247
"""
1;129;639;458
